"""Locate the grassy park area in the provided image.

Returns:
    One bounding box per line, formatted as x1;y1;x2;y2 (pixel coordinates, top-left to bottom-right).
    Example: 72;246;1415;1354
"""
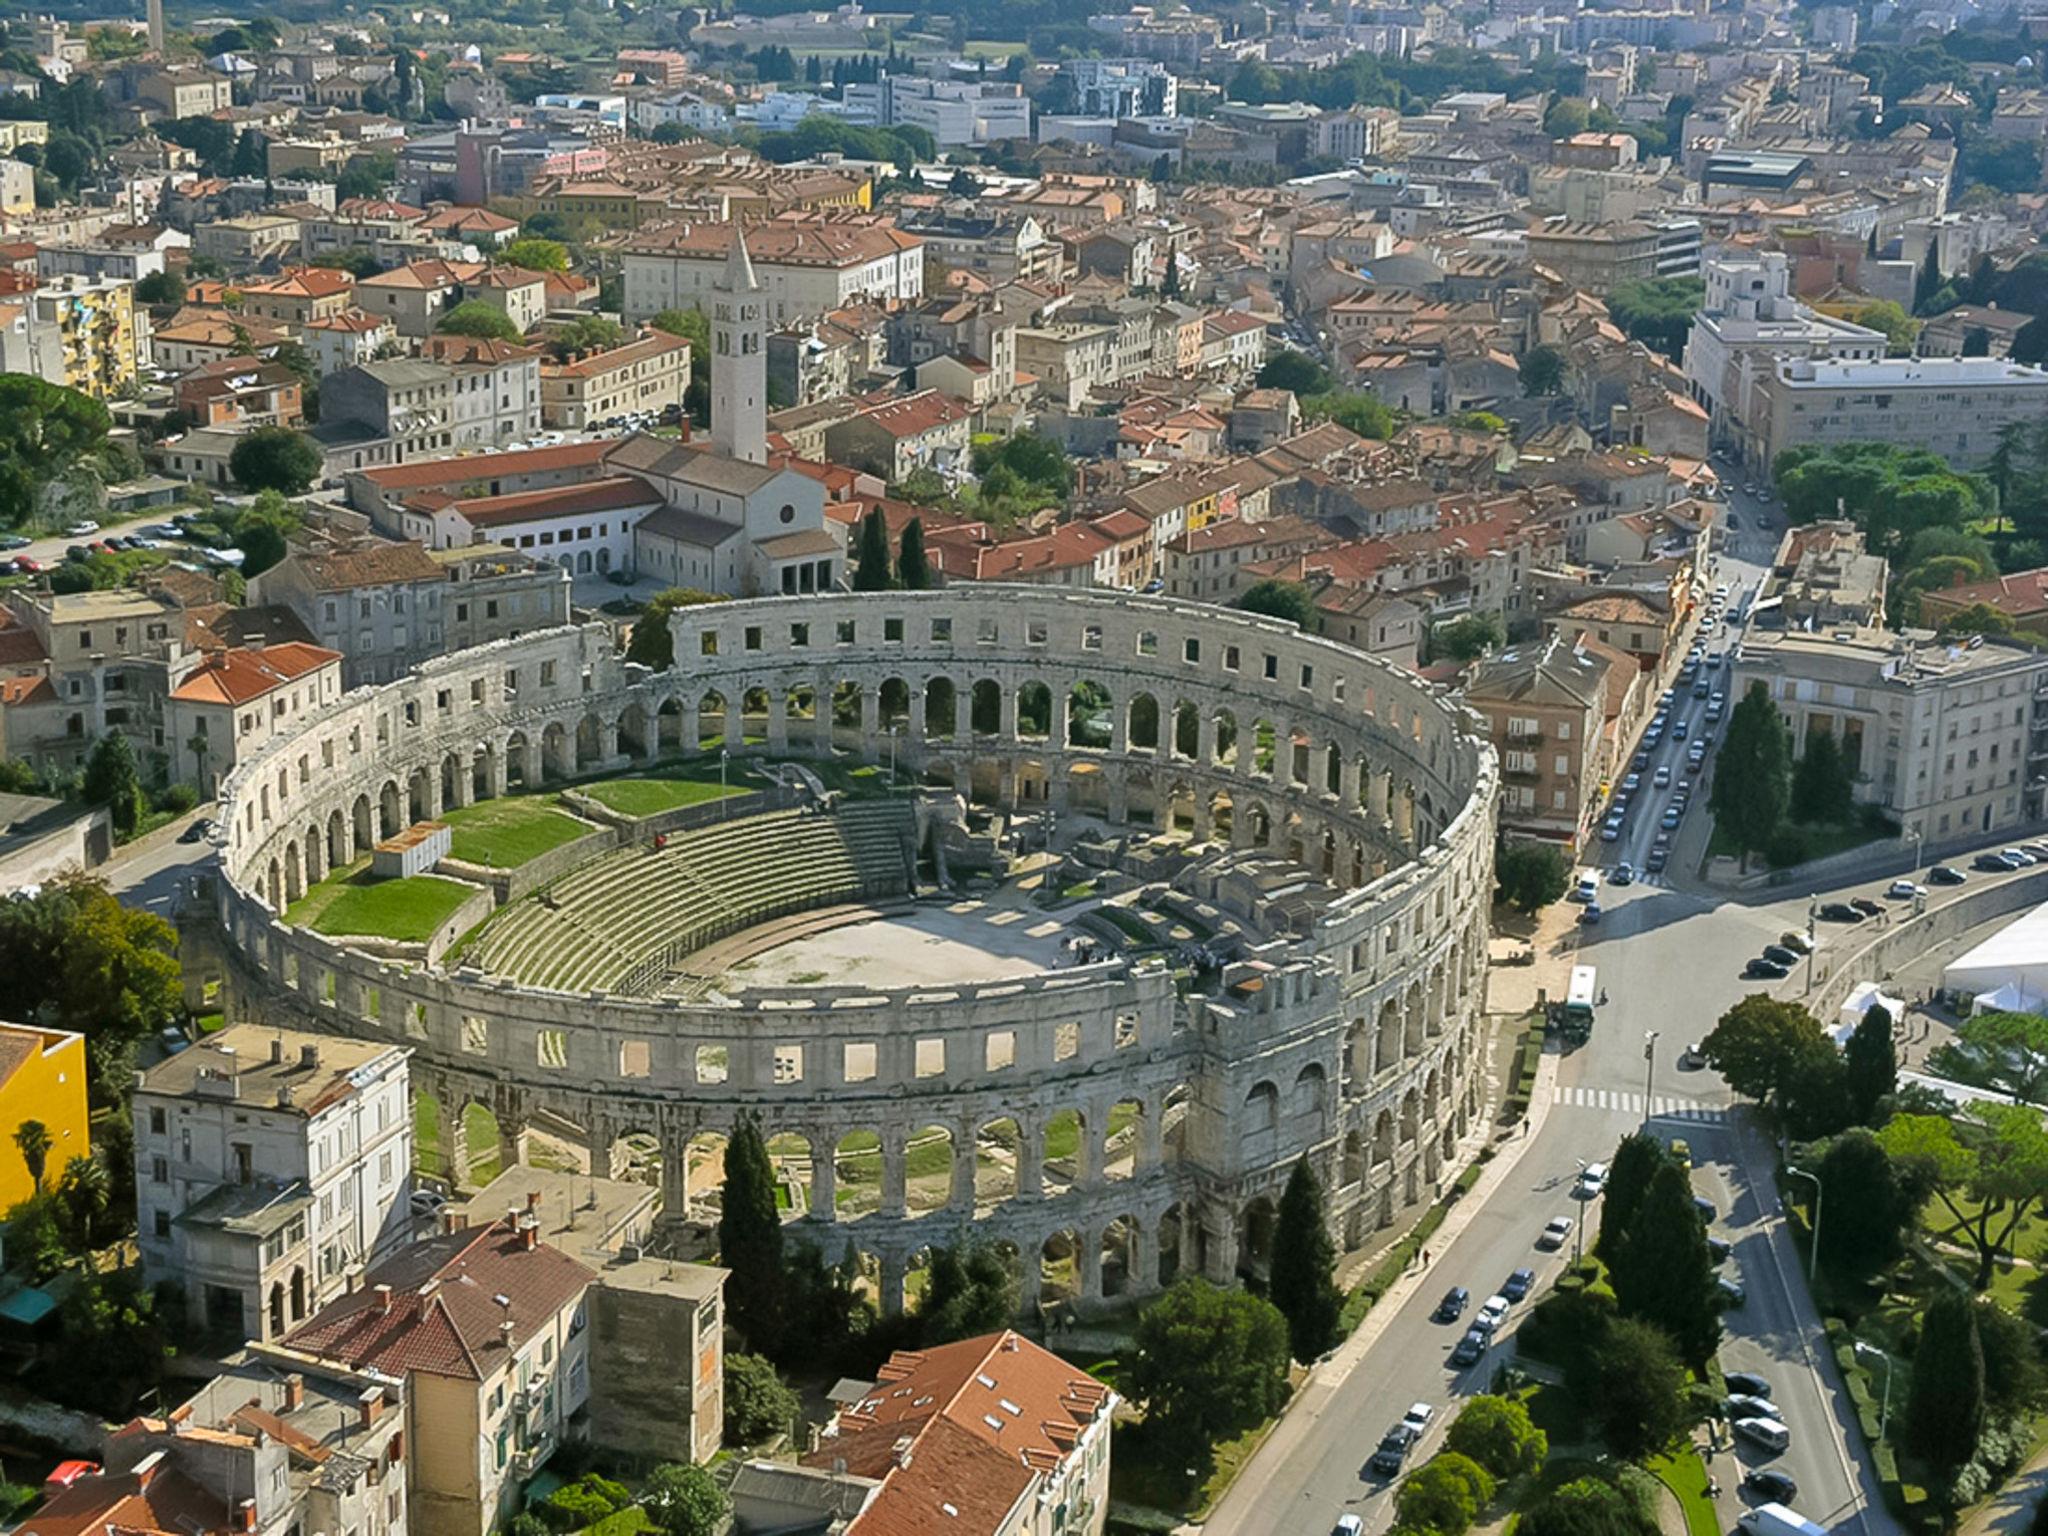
438;795;589;867
290;867;477;942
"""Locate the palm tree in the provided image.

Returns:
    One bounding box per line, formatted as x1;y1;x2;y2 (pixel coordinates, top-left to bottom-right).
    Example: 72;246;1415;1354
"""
56;1154;111;1248
13;1119;53;1197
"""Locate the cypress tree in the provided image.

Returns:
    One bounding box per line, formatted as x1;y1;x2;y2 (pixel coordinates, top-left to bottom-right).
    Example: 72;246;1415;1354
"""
717;1113;786;1349
1914;240;1943;313
1905;1289;1985;1494
82;731;142;836
1791;728;1852;825
1709;682;1792;854
1268;1155;1342;1363
897;517;933;590
1608;1161;1721;1368
1844;1002;1898;1125
1595;1132;1668;1261
854;506;894;590
1162;254;1183;300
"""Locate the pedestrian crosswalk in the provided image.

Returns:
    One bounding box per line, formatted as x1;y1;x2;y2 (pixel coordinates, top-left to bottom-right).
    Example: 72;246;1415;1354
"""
1551;1085;1728;1121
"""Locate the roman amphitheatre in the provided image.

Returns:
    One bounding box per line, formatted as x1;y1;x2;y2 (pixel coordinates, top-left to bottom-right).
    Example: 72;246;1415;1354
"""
189;586;1499;1317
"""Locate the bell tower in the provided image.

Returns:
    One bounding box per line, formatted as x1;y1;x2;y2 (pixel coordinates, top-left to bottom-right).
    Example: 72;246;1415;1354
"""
709;225;767;466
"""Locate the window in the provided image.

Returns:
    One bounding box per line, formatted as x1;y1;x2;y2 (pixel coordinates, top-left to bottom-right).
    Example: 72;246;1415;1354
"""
151;1155;168;1184
149;1107;166;1135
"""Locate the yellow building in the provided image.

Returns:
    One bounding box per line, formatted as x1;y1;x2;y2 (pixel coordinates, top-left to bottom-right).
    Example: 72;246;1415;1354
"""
32;276;139;399
0;1020;89;1209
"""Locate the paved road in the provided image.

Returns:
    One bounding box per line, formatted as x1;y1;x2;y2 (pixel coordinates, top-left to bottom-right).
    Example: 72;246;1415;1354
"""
102;813;215;922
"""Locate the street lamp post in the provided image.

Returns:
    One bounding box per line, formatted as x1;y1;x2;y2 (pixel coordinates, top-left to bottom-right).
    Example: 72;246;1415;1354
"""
719;748;729;820
1906;825;1924;878
1643;1031;1660;1125
1804;896;1818;995
1786;1164;1822;1284
1856;1342;1895;1442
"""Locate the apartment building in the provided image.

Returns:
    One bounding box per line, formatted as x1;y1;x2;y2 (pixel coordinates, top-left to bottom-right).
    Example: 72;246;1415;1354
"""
1015;322;1120;408
249;538;448;688
1747;357;2048;469
1732;627;2048;842
619;218;924;324
417;335;546;449
165;641;344;796
821;389;974;481
30;275;139;398
236;267;358;328
355;259;488;337
538;330;691;430
0;585;186;776
173;355;305;430
134;1026;415;1344
1465;633;1633;851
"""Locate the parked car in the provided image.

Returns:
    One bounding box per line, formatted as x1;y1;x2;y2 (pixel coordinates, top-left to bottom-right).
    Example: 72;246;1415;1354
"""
1761;944;1801;967
1743;1470;1797;1503
14;556;39;573
64;519;98;535
1778;930;1813;955
1668;1138;1691;1169
1538;1216;1573;1250
1743;957;1790;979
1502;1267;1537;1302
1849;897;1885;918
1400;1402;1435;1439
1718;1272;1747;1306
1434;1286;1470;1322
1930;865;1967;885
1611;862;1635;886
1474;1295;1510;1334
1707;1236;1733;1264
1976;852;2021;872
1624;772;1642;792
1449;1328;1488;1367
2004;848;2040;866
1661;807;1682;830
1368;1430;1413;1476
1645;848;1669;873
178;817;214;843
1816;902;1864;922
1576;1162;1609;1198
0;534;27;551
1653;766;1671;788
1725;1371;1773;1399
1672;719;1690;740
1601;819;1623;843
1571;875;1598;902
1632;750;1650;772
1694;1196;1716;1223
1579;902;1602;924
1885;879;1925;899
408;1187;449;1217
1334;1517;1363;1536
1726;1394;1776;1420
1733;1416;1787;1453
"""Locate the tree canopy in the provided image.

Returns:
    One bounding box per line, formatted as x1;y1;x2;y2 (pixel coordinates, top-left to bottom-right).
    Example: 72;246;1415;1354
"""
1708;682;1792;854
1520;343;1566;396
228;428;322;495
1605;278;1704;362
625;588;724;670
1235;579;1321;632
500;236;570;272
1269;1155;1341;1363
1879;1106;2048;1289
1126;1278;1291;1461
1444;1395;1548;1480
436;299;526;343
1256;350;1333;396
1607;1161;1721;1368
1773;441;1989;558
1905;1289;1986;1496
0;376;112;530
1494;842;1570;913
717;1113;785;1352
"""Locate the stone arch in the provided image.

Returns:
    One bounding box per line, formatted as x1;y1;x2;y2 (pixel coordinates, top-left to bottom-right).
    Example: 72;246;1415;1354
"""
975;1117;1020;1209
923;676;957;741
268;1281;284;1336
1040;1228;1081;1307
674;1128;725;1222
787;684;817;733
1127;691;1160;752
1244;801;1272;847
1342;1127;1365;1186
1162;1084;1192;1163
1103;1099;1144;1182
505;731;531;789
699;691;729;748
1042;1108;1084;1195
575;713;603;770
1372;1108;1394;1166
905;1123;954;1215
407;765;430;823
1345;1016;1370;1086
1292;1062;1329;1128
618;701;650;759
878;677;912;732
1213;707;1238;768
1239;1195;1277;1281
1425;1067;1441;1125
1250;718;1276;776
1376;999;1400;1073
1067;679;1112;749
1165;779;1198;833
1403;983;1425;1058
351;792;373;853
1173;698;1201;759
439;752;462;811
833;1129;882;1219
1157;1203;1188;1288
1400;1088;1419;1143
540;721;571;781
378;779;401;838
1100;1216;1141;1299
326;808;347;868
283;839;303;904
1208;788;1233;839
970;678;1003;736
741;687;772;738
765;1130;812;1224
657;696;685;752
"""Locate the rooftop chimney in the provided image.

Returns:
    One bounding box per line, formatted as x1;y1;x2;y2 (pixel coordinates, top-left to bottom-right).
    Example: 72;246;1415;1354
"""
374;1283;394;1314
269;1036;284;1064
442;1208;468;1235
499;1319;515;1349
520;1218;539;1252
298;1043;320;1070
238;1500;256;1533
358;1386;384;1429
283;1374;304;1412
526;1190;542;1212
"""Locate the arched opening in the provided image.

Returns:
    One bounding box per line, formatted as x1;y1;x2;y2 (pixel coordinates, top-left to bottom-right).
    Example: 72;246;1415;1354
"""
924;677;957;741
462;1102;506;1186
831;682;863;748
699;692;728;749
1157;1204;1187;1288
1292;1063;1329;1130
1373;1109;1395;1167
1042;1108;1083;1196
1162;1084;1191;1163
1067;680;1112;749
787;685;817;738
971;678;1002;736
1127;691;1159;752
1343;1129;1365;1186
471;745;493;803
1345;1016;1370;1086
834;1129;881;1219
268;1282;283;1337
283;840;303;904
618;702;649;759
407;766;429;824
1213;708;1238;768
326;809;347;868
540;722;570;781
378;780;401;838
657;697;685;752
505;732;530;789
289;1265;306;1322
906;1123;955;1215
1251;719;1276;776
440;753;460;810
1103;1099;1144;1182
1400;1089;1419;1143
1209;790;1233;840
878;678;911;733
1240;1196;1276;1283
766;1131;812;1224
742;687;771;739
1040;1228;1080;1307
1404;986;1425;1058
1173;699;1200;758
1101;1216;1139;1299
682;1129;727;1223
975;1117;1020;1209
575;713;603;770
1017;682;1052;741
352;793;373;855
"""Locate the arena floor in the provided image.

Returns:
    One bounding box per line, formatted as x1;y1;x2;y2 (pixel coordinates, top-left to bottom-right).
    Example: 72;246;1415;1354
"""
725;893;1083;988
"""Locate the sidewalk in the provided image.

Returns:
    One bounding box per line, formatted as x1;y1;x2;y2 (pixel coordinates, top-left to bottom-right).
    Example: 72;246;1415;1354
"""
1198;1044;1566;1535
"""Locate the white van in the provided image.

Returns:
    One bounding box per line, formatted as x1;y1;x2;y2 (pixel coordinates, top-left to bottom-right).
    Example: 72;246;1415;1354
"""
1738;1504;1825;1536
1733;1416;1790;1453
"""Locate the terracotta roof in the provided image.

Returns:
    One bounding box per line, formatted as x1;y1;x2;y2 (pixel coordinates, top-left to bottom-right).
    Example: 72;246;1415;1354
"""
283;1223;596;1382
169;642;340;706
417;204;520;235
806;1332;1112;1536
240;266;356;300
620;218;922;269
0;675;55;706
355;439;610;489
20;1464;231;1536
358;259;487;293
0;610;49;668
851;390;970;440
420;333;544;366
291;540;445;590
541;330;690;380
450;475;659;528
335;197;427;221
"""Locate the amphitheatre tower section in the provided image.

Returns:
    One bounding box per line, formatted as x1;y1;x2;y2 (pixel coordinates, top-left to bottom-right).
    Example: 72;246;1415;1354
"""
193;587;1499;1318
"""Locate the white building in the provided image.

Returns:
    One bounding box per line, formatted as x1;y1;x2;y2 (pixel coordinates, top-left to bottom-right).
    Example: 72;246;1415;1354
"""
619;219;924;325
841;75;1031;146
1681;252;1887;461
166;641;345;797
1747;356;2048;469
135;1025;415;1345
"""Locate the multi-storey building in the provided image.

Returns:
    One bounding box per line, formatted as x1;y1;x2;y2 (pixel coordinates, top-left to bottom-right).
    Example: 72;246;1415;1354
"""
1748;357;2048;469
0;585;186;776
618;218;924;325
166;642;344;796
30;274;139;397
249;539;448;689
538;330;691;430
1464;633;1633;852
1732;628;2048;843
134;1025;415;1343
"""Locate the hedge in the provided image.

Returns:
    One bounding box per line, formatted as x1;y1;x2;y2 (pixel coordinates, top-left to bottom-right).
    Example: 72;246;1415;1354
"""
1822;1317;1935;1531
1338;1149;1494;1333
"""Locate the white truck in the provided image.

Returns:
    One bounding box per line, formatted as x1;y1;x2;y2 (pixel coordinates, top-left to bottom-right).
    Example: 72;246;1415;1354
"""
1738;1505;1826;1536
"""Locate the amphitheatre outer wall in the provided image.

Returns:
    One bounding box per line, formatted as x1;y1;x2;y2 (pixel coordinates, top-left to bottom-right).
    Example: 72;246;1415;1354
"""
194;587;1501;1317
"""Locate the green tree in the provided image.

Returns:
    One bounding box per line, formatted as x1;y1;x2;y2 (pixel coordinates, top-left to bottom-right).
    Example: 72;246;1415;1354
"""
1494;841;1570;913
1126;1278;1291;1464
1939;602;2017;638
334;151;398;203
626;588;722;669
1708;681;1792;854
0;375;111;530
1701;994;1837;1120
1914;240;1945;314
1444;1395;1548;1480
52;1152;110;1250
134;269;185;306
1572;1316;1695;1461
2013;313;2048;367
1517;1475;1658;1536
500;237;570;272
239;519;289;578
1953;1011;2048;1104
228;428;322;495
1269;1155;1342;1363
1432;611;1505;662
1604;277;1705;361
854;506;894;591
1256;350;1332;396
643;1463;729;1536
1975;1297;2048;1420
1544;95;1591;136
1394;1452;1495;1536
1880;1106;2048;1289
11;1120;51;1197
897;517;933;590
1844;1003;1898;1125
1235;578;1321;632
82;730;143;837
1816;1128;1910;1274
1520;343;1566;396
717;1112;785;1351
1851;300;1920;355
1161;253;1183;300
436;300;525;343
1607;1161;1721;1369
1790;728;1854;825
1905;1289;1985;1496
723;1352;800;1445
918;1241;1015;1344
1596;1131;1670;1261
1301;390;1396;438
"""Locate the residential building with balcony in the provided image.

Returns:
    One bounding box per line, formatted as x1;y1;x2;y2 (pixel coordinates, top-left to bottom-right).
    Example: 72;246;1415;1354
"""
538;330;691;430
1747;357;2048;470
134;1026;415;1345
31;274;139;398
1464;633;1629;850
0;585;187;777
165;641;343;796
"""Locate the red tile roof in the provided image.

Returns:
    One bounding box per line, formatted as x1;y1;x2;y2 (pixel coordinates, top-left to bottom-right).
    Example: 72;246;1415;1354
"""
284;1224;595;1382
355;439;610;489
451;475;660;528
169;643;340;706
21;1464;231;1536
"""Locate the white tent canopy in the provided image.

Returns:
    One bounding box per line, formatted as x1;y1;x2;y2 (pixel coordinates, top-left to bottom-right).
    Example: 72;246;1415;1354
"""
1943;901;2048;1015
1836;980;1904;1044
